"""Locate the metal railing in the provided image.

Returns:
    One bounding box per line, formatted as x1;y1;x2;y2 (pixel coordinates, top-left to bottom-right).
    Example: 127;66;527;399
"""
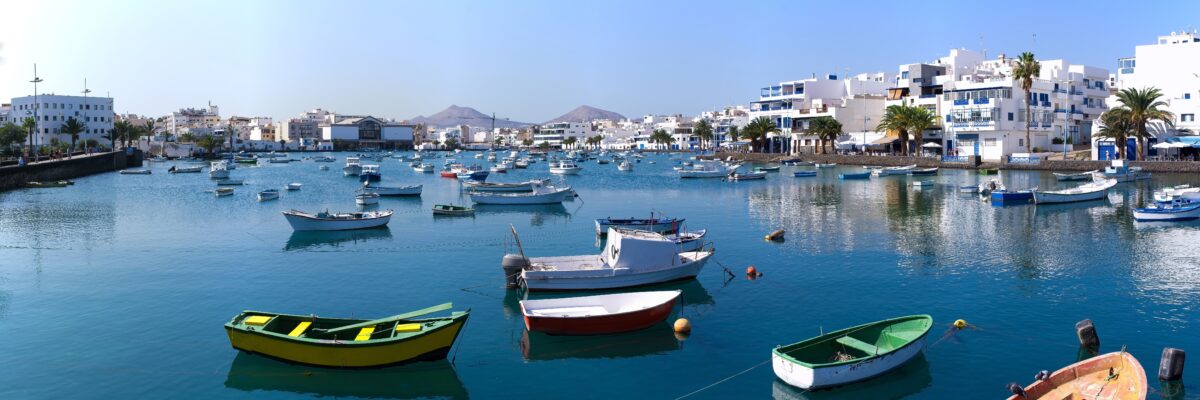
1008;155;1041;164
942;155;970;163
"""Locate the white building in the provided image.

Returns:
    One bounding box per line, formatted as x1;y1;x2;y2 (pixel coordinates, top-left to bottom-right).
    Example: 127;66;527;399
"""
278;108;333;149
1104;30;1200;159
535;122;591;148
166;103;220;136
699;106;751;149
0;103;11;125
9;94;115;148
320;116;414;150
750;73;893;154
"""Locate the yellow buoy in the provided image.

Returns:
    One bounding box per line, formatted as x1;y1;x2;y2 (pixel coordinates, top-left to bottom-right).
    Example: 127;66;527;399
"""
673;318;692;334
954;319;967;329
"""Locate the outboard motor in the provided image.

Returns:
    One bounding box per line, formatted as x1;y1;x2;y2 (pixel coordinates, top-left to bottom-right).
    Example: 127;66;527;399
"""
501;254;530;288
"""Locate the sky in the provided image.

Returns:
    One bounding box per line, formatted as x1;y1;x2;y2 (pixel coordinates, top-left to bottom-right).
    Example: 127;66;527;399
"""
1;0;1198;123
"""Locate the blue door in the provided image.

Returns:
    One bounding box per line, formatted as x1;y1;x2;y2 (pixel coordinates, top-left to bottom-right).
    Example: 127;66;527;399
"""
1098;144;1116;160
1126;138;1138;161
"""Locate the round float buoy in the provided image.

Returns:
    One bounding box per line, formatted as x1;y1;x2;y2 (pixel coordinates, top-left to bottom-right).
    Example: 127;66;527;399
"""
954;319;967;329
765;229;785;241
746;266;758;276
673;318;692;334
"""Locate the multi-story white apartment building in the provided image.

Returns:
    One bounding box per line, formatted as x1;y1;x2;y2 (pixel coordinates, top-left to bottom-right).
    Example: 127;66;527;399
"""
699;106;750;149
750;73;893;154
534;122;591;148
165;103;220;137
0;104;11;125
278;108;333;148
1105;30;1200;159
9;94;115;148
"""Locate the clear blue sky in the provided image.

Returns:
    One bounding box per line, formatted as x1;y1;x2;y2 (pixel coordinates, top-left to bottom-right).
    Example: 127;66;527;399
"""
1;0;1197;123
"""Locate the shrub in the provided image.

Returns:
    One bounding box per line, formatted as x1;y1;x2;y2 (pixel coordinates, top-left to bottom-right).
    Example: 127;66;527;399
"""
1051;137;1064;144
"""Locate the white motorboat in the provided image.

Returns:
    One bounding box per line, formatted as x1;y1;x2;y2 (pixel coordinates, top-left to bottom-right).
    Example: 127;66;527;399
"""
364;184;422;196
209;161;231;179
872;165;917;177
1092;160;1150;182
1032;179;1117;204
618;161;634;172
815;163;837;168
414;163;435;173
490;165;507;173
355;192;380;206
343;157;362;176
1134;192;1200;221
515;159;530;169
503;228;714;291
729;170;767;181
470;182;572;205
462;179;549;192
319;165;330;171
282;209;392;231
665;229;707;252
678;162;730;178
286;182;302;191
257;189;280;201
120;169;152;175
169;165;203;174
549;160;582;175
313;156;335;162
1154;185;1198;203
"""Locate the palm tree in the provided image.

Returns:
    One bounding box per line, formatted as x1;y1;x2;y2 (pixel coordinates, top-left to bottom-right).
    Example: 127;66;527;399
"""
876;105;910;155
1012;52;1041;153
111;120;133;149
742;117;779;153
904;107;937;156
693;120;714;150
1116;87;1175;160
563;136;578;149
521;138;533;147
195;134;220;157
445;137;459;149
727;126;739;142
143;120;156;142
808;116;843;154
1096;108;1134;160
21;116;37;158
178;132;196;143
60;117;87;158
649;129;674;150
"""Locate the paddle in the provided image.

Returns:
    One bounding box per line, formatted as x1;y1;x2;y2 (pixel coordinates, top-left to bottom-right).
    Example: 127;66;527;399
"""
312;303;453;335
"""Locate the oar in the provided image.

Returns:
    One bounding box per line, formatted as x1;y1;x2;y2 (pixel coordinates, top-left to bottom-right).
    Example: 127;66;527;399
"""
312;303;453;335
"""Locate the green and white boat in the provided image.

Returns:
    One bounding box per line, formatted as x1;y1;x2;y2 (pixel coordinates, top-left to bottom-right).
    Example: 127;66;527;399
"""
432;204;474;216
772;315;932;390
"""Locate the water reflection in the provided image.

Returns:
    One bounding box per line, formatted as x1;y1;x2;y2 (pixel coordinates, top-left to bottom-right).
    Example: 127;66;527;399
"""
224;353;468;399
519;325;680;361
771;354;932;400
475;204;572;226
283;228;393;251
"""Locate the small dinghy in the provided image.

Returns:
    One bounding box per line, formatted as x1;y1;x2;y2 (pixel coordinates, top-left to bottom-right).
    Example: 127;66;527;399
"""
214;187;234;197
356;192;380;206
24;180;74;188
319;165;330;171
773;315;933;390
755;165;781;172
1033;179;1117;204
520;290;681;336
912;180;934;187
958;185;981;193
729;171;767;181
1133;191;1200;221
461;179;549;193
909;167;939;176
432;204;474;216
665;229;707;252
257;189;280;201
286;182;302;191
120;169;152;175
1005;351;1146;400
1052;170;1096;181
215;179;244;186
169;165;203;173
793;170;817;177
282;209;392;231
815;163;837;168
839;172;871;180
594;216;683;235
365;184;422;196
469;182;572;205
225;303;469;368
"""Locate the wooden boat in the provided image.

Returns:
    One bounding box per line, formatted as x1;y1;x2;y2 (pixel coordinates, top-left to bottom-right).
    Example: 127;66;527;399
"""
505;228;714;291
224;303;470;368
1134;192;1200;221
257;189;280;201
873;165;917;177
432;204;474;216
215;187;235;197
469;182;572;205
793;170;817;177
210;161;231;179
1033;179;1117;204
456;170;489;181
594;216;683;235
1005;351;1146;400
840;172;871;180
755;165;781;172
815;163;837;168
461;179;549;192
520;290;681;335
1053;170;1096;181
215;179;244;186
729;171;767;181
268;158;291;164
24;180;74;188
773;315;933;390
365;184;422;196
358;165;382;182
169;165;203;173
665;229;707;252
120;169;152;175
909;167;939;176
978;168;999;175
282;209;392;231
356;192;380;206
286;182;302;191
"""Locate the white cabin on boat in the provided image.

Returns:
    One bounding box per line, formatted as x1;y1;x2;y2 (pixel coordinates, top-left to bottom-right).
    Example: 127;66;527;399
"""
517;228;712;290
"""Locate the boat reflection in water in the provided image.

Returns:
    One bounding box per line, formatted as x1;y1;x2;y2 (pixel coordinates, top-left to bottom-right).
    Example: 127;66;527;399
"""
771;354;932;400
224;353;468;399
283;228;393;251
520;324;680;361
474;204;572;226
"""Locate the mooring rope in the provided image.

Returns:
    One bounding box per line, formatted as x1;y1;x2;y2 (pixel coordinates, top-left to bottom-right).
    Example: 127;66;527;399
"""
674;358;771;399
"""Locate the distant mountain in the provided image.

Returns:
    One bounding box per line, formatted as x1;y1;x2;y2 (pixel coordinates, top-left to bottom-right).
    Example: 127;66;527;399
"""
544;105;626;124
408;105;533;129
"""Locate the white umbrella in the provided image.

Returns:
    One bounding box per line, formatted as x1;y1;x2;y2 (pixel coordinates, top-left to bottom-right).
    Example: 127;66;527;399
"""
922;142;943;148
1152;142;1174;149
1171;142;1192;148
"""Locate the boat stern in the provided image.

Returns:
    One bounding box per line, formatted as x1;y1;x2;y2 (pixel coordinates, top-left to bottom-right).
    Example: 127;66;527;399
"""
773;350;816;389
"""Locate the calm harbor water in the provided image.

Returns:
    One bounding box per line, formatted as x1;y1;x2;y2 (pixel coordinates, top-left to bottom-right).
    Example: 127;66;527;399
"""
1;152;1198;399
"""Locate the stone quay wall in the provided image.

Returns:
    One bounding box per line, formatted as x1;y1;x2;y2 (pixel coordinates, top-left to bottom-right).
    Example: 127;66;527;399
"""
0;151;134;192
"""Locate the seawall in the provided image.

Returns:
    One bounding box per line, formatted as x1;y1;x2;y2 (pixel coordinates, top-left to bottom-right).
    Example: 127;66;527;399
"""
702;152;1200;173
0;151;136;192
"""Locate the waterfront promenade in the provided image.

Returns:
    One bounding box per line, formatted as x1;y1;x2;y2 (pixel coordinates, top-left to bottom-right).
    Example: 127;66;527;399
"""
0;150;138;191
706;151;1200;173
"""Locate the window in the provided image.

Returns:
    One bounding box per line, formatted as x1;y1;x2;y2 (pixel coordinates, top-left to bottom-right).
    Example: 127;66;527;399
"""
1008;112;1014;121
1186;93;1192;100
1184;114;1195;122
1018;138;1024;147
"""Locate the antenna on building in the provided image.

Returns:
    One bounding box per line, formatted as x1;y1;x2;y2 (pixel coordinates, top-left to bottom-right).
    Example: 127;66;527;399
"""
979;33;986;59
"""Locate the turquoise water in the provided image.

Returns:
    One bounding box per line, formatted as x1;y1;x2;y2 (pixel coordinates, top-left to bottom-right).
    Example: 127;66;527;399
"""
1;152;1198;399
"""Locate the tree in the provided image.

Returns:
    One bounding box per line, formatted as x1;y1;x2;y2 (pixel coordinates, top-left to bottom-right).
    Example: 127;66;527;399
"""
143;120;156;143
1012;52;1041;153
444;137;459;149
522;138;533;147
178;132;196;143
649;129;674;150
60;117;87;158
537;141;550;151
741;117;778;153
22;116;37;158
693;119;713;150
278;139;286;149
728;125;740;142
876;105;910;155
107;120;130;149
0;123;24;155
904;107;937;156
563;136;578;149
1116;87;1175;160
493;136;503;148
1095;108;1134;160
195;134;221;157
807;116;842;154
585;135;603;149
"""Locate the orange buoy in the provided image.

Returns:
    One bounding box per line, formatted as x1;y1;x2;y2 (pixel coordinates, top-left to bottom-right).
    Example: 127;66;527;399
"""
746;265;757;275
673;318;691;334
765;229;785;241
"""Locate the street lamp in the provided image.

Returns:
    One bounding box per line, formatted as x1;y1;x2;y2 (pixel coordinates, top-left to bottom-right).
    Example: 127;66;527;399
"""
862;116;870;155
81;78;91;157
30;64;43;157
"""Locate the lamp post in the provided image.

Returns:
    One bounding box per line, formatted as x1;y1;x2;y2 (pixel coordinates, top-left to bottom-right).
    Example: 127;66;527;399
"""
862;116;870;155
81;78;91;157
30;64;43;158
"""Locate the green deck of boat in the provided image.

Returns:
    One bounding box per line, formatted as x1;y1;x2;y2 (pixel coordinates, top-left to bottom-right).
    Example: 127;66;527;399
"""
774;315;932;368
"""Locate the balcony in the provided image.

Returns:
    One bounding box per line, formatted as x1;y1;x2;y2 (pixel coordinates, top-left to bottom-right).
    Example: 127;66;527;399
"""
973;98;990;105
953;99;969;106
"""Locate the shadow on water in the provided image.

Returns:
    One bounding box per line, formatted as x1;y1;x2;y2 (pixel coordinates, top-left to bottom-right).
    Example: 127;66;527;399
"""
519;324;681;361
224;352;468;399
771;354;933;400
282;228;393;251
474;204;572;226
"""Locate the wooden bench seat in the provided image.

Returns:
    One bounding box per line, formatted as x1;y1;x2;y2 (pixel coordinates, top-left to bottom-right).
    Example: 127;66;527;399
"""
836;335;879;355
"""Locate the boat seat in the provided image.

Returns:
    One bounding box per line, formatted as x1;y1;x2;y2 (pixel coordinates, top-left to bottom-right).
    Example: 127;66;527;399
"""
288;321;312;337
244;315;272;326
835;336;879;355
355;327;375;341
394;323;422;333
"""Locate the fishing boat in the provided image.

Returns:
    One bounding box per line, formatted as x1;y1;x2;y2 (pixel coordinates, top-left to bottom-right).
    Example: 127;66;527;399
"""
210;161;231;179
549;160;582;175
782;160;815;166
257;189;280;202
520;290;680;336
469;182;572;205
839;171;871;180
282;209;392;231
359;165;382;182
815;163;837;168
991;188;1035;204
515;159;530;169
415;163;434;173
872;165;917;177
343;157;363;176
755;165;781;172
909;167;939;176
504;228;714;291
432;204;474;216
120;169;152;175
23;180;74;188
665;229;707;252
355;192;380;206
772;315;933;390
594;216;684;235
1005;351;1146;400
224;304;470;368
169;165;203;173
462;179;549;192
268;158;291;164
1133;191;1200;221
793;170;817;177
617;161;634;172
216;179;245;186
1153;185;1197;202
439;166;459;177
489;164;508;173
365;184;422;196
215;187;234;197
729;171;767;181
456;170;489;181
286;182;302;191
977;168;999;175
1052;170;1096;181
1093;160;1150;182
1032;179;1118;204
235;156;258;164
678;163;731;178
313;155;335;163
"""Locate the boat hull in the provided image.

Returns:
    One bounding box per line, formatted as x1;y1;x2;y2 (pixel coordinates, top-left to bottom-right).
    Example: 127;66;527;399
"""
470;189;570;205
773;335;926;390
1133;204;1200;221
793;171;817;177
549;168;580;175
283;213;391;231
594;219;683;235
990;190;1034;204
679;170;728;178
366;185;422;196
1006;351;1146;400
840;173;871;180
521;252;711;291
225;315;467;369
521;292;678;335
359;173;381;182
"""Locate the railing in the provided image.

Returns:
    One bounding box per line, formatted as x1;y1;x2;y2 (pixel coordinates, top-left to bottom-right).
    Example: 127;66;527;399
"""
1052;88;1068;93
973;98;990;104
919;94;937;99
1008;155;1041;164
953;99;969;105
942;155;970;163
